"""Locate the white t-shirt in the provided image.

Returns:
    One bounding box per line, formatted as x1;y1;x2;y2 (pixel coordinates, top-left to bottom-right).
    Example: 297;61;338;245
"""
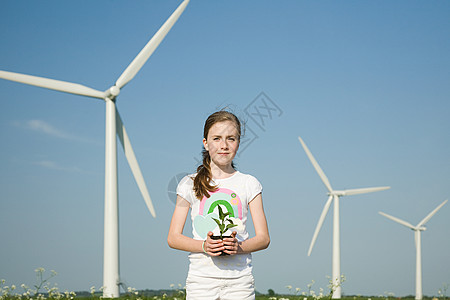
176;171;262;278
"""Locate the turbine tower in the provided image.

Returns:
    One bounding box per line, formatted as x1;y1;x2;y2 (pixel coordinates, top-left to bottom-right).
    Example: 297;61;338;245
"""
0;1;190;297
298;136;390;299
379;199;448;300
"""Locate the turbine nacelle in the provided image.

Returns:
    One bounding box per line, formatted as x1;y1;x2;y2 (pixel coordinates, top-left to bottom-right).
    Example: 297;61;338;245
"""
414;226;427;231
105;85;121;100
327;187;391;197
328;190;346;197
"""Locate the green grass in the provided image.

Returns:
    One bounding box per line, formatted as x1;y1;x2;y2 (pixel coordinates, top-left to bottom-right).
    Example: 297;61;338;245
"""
1;269;448;300
2;296;446;300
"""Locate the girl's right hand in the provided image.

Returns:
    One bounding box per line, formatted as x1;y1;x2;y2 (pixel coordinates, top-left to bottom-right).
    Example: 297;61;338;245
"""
204;231;225;256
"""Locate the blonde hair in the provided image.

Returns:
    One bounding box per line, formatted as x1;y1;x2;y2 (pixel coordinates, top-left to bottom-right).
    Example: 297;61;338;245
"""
193;110;241;199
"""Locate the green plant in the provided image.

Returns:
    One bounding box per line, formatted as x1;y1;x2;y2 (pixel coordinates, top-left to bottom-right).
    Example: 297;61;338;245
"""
438;283;449;299
327;274;346;299
0;268;77;300
212;206;237;239
34;268;58;296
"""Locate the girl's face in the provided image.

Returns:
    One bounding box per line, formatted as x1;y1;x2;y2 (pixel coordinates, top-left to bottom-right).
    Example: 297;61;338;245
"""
203;120;240;168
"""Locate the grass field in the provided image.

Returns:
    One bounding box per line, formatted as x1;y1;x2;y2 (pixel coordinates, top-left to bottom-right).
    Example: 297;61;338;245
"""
1;269;448;300
1;293;447;300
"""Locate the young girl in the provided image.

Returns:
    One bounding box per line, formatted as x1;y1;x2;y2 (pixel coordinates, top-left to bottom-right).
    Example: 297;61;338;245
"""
168;110;270;300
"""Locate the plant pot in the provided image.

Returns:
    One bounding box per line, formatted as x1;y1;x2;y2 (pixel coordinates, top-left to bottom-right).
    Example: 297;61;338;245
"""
211;235;231;256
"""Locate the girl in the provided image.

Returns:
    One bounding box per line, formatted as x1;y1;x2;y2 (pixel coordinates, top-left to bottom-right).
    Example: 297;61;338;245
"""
167;110;270;300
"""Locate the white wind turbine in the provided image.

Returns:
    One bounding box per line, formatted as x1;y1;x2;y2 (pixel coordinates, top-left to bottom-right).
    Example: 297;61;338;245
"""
0;1;190;297
379;199;448;300
298;136;390;299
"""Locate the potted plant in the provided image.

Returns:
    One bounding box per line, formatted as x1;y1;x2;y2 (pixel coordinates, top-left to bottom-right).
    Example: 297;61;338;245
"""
211;205;238;256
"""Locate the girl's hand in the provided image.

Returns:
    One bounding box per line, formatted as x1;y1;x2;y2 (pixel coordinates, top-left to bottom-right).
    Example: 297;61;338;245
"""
204;231;225;256
223;231;239;255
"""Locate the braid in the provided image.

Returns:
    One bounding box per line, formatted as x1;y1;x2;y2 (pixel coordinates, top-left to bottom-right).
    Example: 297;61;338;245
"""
193;150;218;199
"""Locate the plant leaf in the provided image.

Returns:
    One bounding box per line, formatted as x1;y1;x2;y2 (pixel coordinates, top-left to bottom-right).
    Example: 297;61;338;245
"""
225;223;238;232
212;218;221;227
217;205;224;220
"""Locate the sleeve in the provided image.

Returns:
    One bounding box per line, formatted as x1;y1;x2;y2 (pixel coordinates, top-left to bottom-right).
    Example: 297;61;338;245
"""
246;175;263;203
176;175;194;205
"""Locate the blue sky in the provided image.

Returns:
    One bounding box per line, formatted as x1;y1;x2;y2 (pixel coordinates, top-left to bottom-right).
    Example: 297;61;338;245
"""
1;0;449;297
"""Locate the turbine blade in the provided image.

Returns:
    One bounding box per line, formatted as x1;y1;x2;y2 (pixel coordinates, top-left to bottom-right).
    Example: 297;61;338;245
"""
308;195;333;256
379;211;415;230
116;110;156;218
298;136;333;193
342;186;390;196
417;199;448;228
115;0;190;89
0;70;105;99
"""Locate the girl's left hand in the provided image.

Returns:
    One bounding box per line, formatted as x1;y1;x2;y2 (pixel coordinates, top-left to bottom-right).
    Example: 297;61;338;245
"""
222;231;239;255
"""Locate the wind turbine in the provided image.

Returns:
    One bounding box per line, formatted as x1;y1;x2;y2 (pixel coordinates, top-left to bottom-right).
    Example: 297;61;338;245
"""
0;1;190;297
379;199;448;300
298;136;390;299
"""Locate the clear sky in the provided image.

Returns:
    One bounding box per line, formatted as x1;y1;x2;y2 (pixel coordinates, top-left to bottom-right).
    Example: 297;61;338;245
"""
1;0;449;297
